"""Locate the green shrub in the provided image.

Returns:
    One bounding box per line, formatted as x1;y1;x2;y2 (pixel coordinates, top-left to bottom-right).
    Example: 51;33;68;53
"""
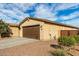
58;36;67;45
58;36;76;46
68;36;76;46
51;49;65;56
73;35;79;43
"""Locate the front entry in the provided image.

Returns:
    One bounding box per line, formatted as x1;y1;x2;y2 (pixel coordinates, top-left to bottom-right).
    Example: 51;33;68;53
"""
22;25;40;39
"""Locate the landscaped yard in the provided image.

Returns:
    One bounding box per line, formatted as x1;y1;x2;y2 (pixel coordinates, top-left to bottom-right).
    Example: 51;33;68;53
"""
50;36;79;56
0;37;79;56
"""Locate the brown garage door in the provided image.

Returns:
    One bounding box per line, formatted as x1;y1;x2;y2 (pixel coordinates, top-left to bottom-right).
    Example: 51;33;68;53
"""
61;30;69;36
61;30;79;36
22;25;40;39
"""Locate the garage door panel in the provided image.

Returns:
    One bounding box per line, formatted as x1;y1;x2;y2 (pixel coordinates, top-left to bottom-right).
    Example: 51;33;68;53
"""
61;30;68;36
61;30;79;36
23;34;38;39
23;25;40;39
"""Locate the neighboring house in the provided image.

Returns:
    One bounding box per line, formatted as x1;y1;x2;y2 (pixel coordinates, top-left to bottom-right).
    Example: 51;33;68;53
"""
8;17;79;41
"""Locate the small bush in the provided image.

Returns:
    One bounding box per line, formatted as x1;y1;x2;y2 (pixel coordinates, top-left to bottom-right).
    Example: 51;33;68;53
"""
73;35;79;43
51;49;65;56
58;36;76;46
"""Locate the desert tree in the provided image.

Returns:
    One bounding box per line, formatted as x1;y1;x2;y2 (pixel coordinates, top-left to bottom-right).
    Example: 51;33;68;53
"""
0;19;12;38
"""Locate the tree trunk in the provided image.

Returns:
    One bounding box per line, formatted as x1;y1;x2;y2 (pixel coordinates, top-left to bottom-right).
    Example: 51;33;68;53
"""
0;34;1;39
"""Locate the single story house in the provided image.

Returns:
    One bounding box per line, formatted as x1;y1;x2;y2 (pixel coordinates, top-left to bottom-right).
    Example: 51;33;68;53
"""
8;17;79;41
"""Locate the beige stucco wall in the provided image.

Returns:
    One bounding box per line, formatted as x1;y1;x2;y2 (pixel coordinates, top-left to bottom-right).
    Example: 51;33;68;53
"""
19;18;78;41
9;26;20;37
42;24;60;41
42;23;77;41
20;19;45;40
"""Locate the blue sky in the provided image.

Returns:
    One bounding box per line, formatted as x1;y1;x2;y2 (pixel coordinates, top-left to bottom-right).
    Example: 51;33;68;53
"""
0;3;79;27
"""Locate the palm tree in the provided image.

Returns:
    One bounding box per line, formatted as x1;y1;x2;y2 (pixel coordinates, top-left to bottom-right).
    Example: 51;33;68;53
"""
0;20;12;38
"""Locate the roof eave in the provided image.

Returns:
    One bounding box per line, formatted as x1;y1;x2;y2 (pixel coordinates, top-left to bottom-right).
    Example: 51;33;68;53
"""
19;17;79;29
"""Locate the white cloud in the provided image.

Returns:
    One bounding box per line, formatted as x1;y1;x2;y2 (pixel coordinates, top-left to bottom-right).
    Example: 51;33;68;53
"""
14;3;35;12
0;4;31;23
54;3;79;11
5;19;17;24
60;11;79;20
0;12;17;23
34;4;57;21
59;11;79;27
62;18;79;27
0;9;22;20
9;8;30;22
0;3;79;27
0;3;5;9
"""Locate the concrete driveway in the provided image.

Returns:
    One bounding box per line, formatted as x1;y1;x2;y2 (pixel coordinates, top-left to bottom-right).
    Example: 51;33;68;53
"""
0;37;38;49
